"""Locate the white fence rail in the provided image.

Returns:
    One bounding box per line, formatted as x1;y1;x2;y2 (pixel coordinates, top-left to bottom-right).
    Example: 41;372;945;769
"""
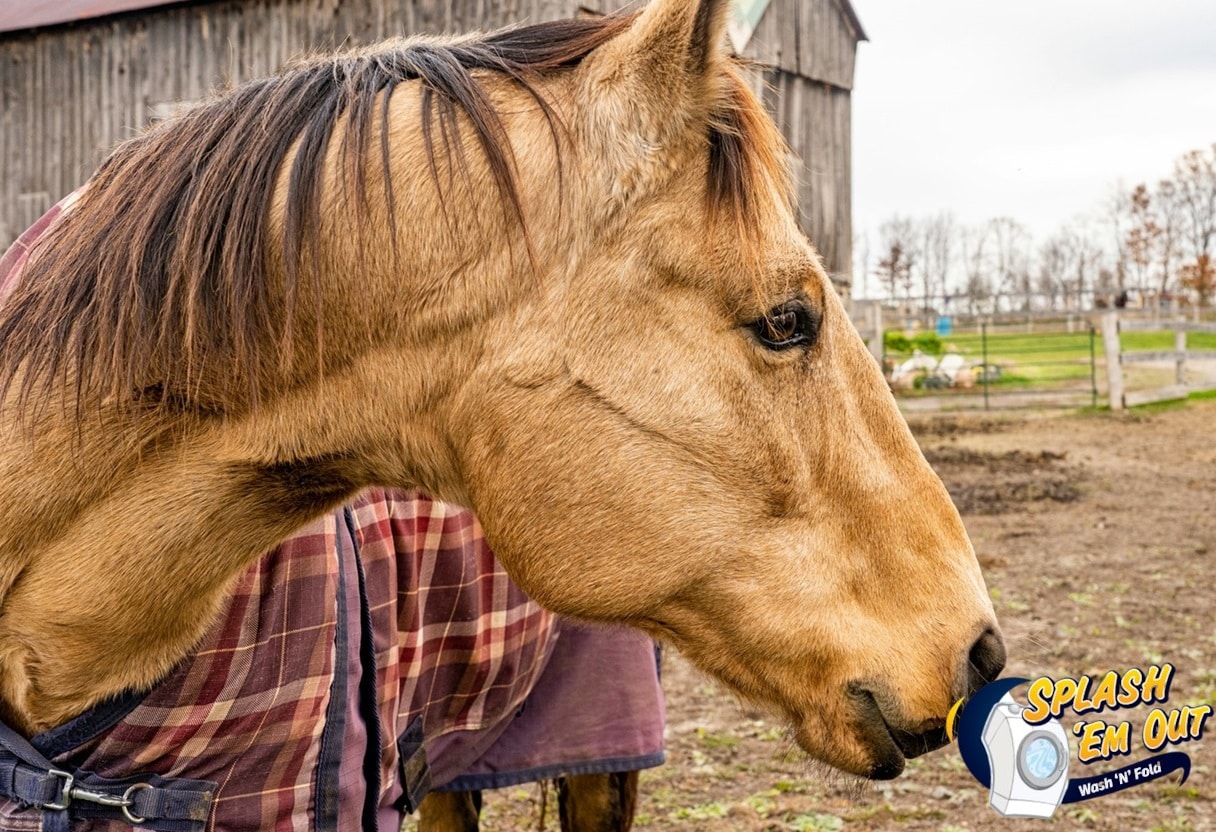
1099;313;1216;410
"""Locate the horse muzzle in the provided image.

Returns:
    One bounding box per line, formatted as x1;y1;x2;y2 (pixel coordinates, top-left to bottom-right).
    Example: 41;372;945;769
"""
848;626;1007;779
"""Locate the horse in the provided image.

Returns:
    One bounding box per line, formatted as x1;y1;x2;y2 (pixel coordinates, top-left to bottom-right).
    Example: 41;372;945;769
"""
0;0;1005;825
0;53;656;832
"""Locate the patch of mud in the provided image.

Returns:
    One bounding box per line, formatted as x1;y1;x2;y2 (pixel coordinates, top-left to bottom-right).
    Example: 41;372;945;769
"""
941;479;1084;514
922;447;1066;471
906;415;1011;439
922;446;1083;514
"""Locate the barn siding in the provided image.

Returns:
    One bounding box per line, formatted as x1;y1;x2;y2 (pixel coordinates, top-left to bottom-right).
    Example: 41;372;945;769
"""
744;0;855;92
742;69;850;286
1;0;855;284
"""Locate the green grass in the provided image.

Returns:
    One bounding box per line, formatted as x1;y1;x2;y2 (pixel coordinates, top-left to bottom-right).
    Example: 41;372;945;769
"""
942;330;1095;361
887;328;1216;362
884;328;1216;391
1079;387;1216;415
889;330;1094;389
1124;331;1216;351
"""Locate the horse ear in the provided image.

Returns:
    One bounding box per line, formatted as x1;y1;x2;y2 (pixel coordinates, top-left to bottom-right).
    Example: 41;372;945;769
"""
578;0;733;189
612;0;732;82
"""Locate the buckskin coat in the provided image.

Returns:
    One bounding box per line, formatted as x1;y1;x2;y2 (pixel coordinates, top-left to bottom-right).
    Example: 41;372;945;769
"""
0;204;664;832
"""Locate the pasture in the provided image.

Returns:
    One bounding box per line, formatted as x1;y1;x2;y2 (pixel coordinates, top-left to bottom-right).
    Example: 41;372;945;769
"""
951;329;1215;385
946;329;1216;385
460;398;1216;831
884;325;1216;409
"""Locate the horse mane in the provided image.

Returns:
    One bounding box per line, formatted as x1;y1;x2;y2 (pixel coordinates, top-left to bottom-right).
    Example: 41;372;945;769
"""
0;11;788;419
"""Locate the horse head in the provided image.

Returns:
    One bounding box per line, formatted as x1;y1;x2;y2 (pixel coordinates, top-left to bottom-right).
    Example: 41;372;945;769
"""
439;0;1005;779
0;0;1001;777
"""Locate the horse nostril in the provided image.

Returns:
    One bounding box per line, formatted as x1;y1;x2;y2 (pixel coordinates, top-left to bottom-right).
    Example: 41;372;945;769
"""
966;628;1006;695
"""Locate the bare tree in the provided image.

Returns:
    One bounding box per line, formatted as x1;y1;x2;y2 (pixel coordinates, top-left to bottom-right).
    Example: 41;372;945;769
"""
986;217;1031;310
1174;144;1216;307
876;216;919;308
1055;219;1105;310
1095;266;1118;297
1153;179;1186;298
1037;234;1070;310
875;243;912;307
918;213;955;310
960;224;991;315
1105;183;1132;293
1050;217;1108;311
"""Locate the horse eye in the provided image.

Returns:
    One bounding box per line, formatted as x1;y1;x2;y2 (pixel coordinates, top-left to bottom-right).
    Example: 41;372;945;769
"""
752;302;817;351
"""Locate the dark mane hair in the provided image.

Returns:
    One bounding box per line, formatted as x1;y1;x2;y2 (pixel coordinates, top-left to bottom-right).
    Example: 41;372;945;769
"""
0;11;786;418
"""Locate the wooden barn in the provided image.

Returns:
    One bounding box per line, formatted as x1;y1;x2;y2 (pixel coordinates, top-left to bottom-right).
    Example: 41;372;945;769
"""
0;0;864;288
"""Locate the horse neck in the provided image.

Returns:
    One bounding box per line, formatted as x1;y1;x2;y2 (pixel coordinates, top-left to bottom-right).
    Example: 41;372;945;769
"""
0;334;472;732
0;75;570;730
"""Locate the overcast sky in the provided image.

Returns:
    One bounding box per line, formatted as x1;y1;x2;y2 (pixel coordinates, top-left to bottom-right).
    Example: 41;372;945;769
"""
850;0;1216;282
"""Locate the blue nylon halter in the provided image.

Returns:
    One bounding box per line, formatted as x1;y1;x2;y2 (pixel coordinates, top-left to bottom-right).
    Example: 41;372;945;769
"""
0;716;214;832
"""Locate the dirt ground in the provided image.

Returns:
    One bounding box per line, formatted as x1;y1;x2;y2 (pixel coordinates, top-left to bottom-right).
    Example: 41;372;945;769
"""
469;398;1216;832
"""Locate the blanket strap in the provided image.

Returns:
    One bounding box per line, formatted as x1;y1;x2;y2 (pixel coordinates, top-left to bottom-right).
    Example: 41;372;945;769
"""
0;719;214;832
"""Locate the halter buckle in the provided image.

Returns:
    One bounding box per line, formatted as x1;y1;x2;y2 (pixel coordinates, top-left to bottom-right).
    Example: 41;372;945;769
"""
41;769;74;811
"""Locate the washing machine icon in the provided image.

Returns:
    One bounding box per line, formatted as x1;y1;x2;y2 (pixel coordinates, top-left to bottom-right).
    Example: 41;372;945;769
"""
981;693;1070;817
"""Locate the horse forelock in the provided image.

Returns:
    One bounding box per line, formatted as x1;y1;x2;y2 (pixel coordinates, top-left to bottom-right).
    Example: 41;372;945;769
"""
0;8;787;420
706;66;796;290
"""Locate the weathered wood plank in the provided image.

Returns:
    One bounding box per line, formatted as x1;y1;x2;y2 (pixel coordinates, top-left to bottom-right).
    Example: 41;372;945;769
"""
0;0;858;289
1123;385;1190;408
1120;350;1216;364
1118;320;1216;334
755;68;851;284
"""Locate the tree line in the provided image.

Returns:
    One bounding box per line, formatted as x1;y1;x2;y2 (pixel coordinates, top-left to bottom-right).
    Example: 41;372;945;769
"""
860;143;1216;313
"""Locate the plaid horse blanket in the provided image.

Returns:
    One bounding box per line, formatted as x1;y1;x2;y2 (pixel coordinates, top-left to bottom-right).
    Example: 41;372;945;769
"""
0;202;664;831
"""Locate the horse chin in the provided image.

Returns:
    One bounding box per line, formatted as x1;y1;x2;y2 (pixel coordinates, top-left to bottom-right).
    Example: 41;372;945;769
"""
791;721;905;781
787;683;954;781
841;685;951;780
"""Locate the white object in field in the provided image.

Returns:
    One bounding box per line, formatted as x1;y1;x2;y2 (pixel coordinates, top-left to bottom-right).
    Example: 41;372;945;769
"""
936;352;966;381
890;350;939;382
982;693;1070;818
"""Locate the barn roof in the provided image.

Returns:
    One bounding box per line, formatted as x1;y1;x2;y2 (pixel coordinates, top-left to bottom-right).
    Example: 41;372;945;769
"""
0;0;197;33
0;0;866;41
834;0;867;42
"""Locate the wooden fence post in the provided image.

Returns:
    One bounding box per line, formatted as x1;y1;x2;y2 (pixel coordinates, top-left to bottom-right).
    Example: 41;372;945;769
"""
1176;328;1187;385
867;302;884;364
1101;312;1124;410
